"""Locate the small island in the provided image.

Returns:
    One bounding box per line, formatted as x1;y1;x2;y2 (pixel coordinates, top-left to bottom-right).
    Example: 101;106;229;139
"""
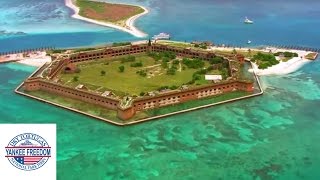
65;0;148;37
13;40;317;125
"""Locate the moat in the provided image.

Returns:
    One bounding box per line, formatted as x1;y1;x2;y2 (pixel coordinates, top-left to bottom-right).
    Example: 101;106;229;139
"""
15;40;263;125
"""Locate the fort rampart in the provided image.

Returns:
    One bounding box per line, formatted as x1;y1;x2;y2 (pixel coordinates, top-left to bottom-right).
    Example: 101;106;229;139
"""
22;43;253;120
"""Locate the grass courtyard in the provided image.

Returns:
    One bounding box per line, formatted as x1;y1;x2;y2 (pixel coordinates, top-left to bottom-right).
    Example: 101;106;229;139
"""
57;54;224;97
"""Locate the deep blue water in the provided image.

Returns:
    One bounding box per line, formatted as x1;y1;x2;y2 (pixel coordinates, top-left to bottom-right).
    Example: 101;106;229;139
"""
1;0;320;53
1;0;320;179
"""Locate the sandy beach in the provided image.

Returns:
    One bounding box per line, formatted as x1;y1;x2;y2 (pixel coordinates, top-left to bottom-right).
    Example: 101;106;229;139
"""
248;48;313;76
64;0;148;38
207;46;315;76
0;51;51;67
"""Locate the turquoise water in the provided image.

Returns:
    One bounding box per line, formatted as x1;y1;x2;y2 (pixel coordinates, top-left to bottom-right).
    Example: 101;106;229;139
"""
1;0;320;179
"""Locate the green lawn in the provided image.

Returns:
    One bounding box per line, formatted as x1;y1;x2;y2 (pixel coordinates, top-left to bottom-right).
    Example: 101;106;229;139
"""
76;0;144;24
58;55;217;96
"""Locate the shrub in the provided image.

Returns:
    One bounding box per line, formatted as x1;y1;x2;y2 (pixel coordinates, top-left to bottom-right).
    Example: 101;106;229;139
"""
51;49;66;53
140;92;145;96
200;44;207;49
169;85;178;90
274;51;298;58
162;57;170;63
192;74;201;80
187;79;195;84
100;70;106;76
136;70;147;77
73;76;79;82
157;86;169;91
210;56;224;64
161;62;168;69
172;59;180;65
182;58;205;69
130;62;143;67
162;51;176;60
118;65;125;72
112;42;131;47
166;67;176;75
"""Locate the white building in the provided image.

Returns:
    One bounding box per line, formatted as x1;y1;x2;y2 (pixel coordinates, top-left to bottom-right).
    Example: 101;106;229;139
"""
205;75;222;83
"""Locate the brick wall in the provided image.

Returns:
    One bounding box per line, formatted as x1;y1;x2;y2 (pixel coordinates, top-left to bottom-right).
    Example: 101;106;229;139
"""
24;80;119;110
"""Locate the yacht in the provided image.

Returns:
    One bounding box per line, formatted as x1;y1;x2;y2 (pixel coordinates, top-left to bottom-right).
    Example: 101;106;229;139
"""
152;33;170;40
244;17;254;24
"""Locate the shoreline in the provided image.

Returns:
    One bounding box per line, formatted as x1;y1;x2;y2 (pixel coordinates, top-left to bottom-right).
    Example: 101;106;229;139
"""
207;46;316;76
64;0;149;38
0;51;51;67
249;47;314;76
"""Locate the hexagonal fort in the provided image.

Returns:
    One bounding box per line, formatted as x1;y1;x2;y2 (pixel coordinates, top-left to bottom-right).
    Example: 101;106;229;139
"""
18;41;258;125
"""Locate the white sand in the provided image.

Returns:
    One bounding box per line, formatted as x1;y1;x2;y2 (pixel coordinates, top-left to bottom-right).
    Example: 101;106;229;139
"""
1;51;51;67
17;51;51;67
65;0;148;37
248;48;313;76
207;46;314;76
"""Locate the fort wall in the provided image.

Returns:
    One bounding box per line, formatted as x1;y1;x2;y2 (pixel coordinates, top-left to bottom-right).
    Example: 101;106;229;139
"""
24;79;120;110
22;43;253;120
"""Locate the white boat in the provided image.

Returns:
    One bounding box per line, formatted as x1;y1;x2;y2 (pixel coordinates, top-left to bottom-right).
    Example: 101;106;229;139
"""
244;17;253;24
247;40;251;44
152;33;170;40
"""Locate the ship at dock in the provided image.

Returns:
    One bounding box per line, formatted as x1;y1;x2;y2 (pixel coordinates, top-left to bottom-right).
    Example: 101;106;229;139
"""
152;32;170;40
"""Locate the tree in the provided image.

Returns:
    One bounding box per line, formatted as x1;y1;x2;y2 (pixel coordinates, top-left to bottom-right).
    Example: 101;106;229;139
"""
232;49;237;54
119;65;125;72
172;59;180;65
73;76;79;82
130;62;143;67
161;61;168;69
140;92;145;96
166;67;176;75
101;70;106;76
210;56;223;64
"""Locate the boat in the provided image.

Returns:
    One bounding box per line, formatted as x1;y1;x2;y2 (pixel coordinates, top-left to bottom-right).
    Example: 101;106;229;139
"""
152;33;170;40
244;17;253;24
247;40;251;44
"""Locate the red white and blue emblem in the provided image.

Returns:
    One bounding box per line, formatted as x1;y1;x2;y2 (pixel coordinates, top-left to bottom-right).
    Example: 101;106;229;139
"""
5;133;51;171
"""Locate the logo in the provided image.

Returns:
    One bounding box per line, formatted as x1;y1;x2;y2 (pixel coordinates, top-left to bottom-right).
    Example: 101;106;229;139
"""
5;133;51;171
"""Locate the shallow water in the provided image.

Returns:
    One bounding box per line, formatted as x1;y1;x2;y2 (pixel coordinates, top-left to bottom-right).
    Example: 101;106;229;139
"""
1;0;320;179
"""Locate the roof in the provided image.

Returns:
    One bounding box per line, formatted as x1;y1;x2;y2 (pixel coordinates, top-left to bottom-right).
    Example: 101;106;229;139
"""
205;75;222;81
101;91;112;97
76;84;84;89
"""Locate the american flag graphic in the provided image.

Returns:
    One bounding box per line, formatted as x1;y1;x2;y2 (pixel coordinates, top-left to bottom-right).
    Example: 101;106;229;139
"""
14;156;43;165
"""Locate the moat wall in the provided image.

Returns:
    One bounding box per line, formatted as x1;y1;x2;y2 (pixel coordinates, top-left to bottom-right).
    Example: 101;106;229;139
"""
23;78;253;120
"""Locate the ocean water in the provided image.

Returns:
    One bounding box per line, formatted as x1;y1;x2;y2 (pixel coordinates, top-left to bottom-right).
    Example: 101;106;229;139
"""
1;0;320;179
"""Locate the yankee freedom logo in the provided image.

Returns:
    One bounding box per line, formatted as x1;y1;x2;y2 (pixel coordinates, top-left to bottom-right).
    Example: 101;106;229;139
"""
5;133;51;171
